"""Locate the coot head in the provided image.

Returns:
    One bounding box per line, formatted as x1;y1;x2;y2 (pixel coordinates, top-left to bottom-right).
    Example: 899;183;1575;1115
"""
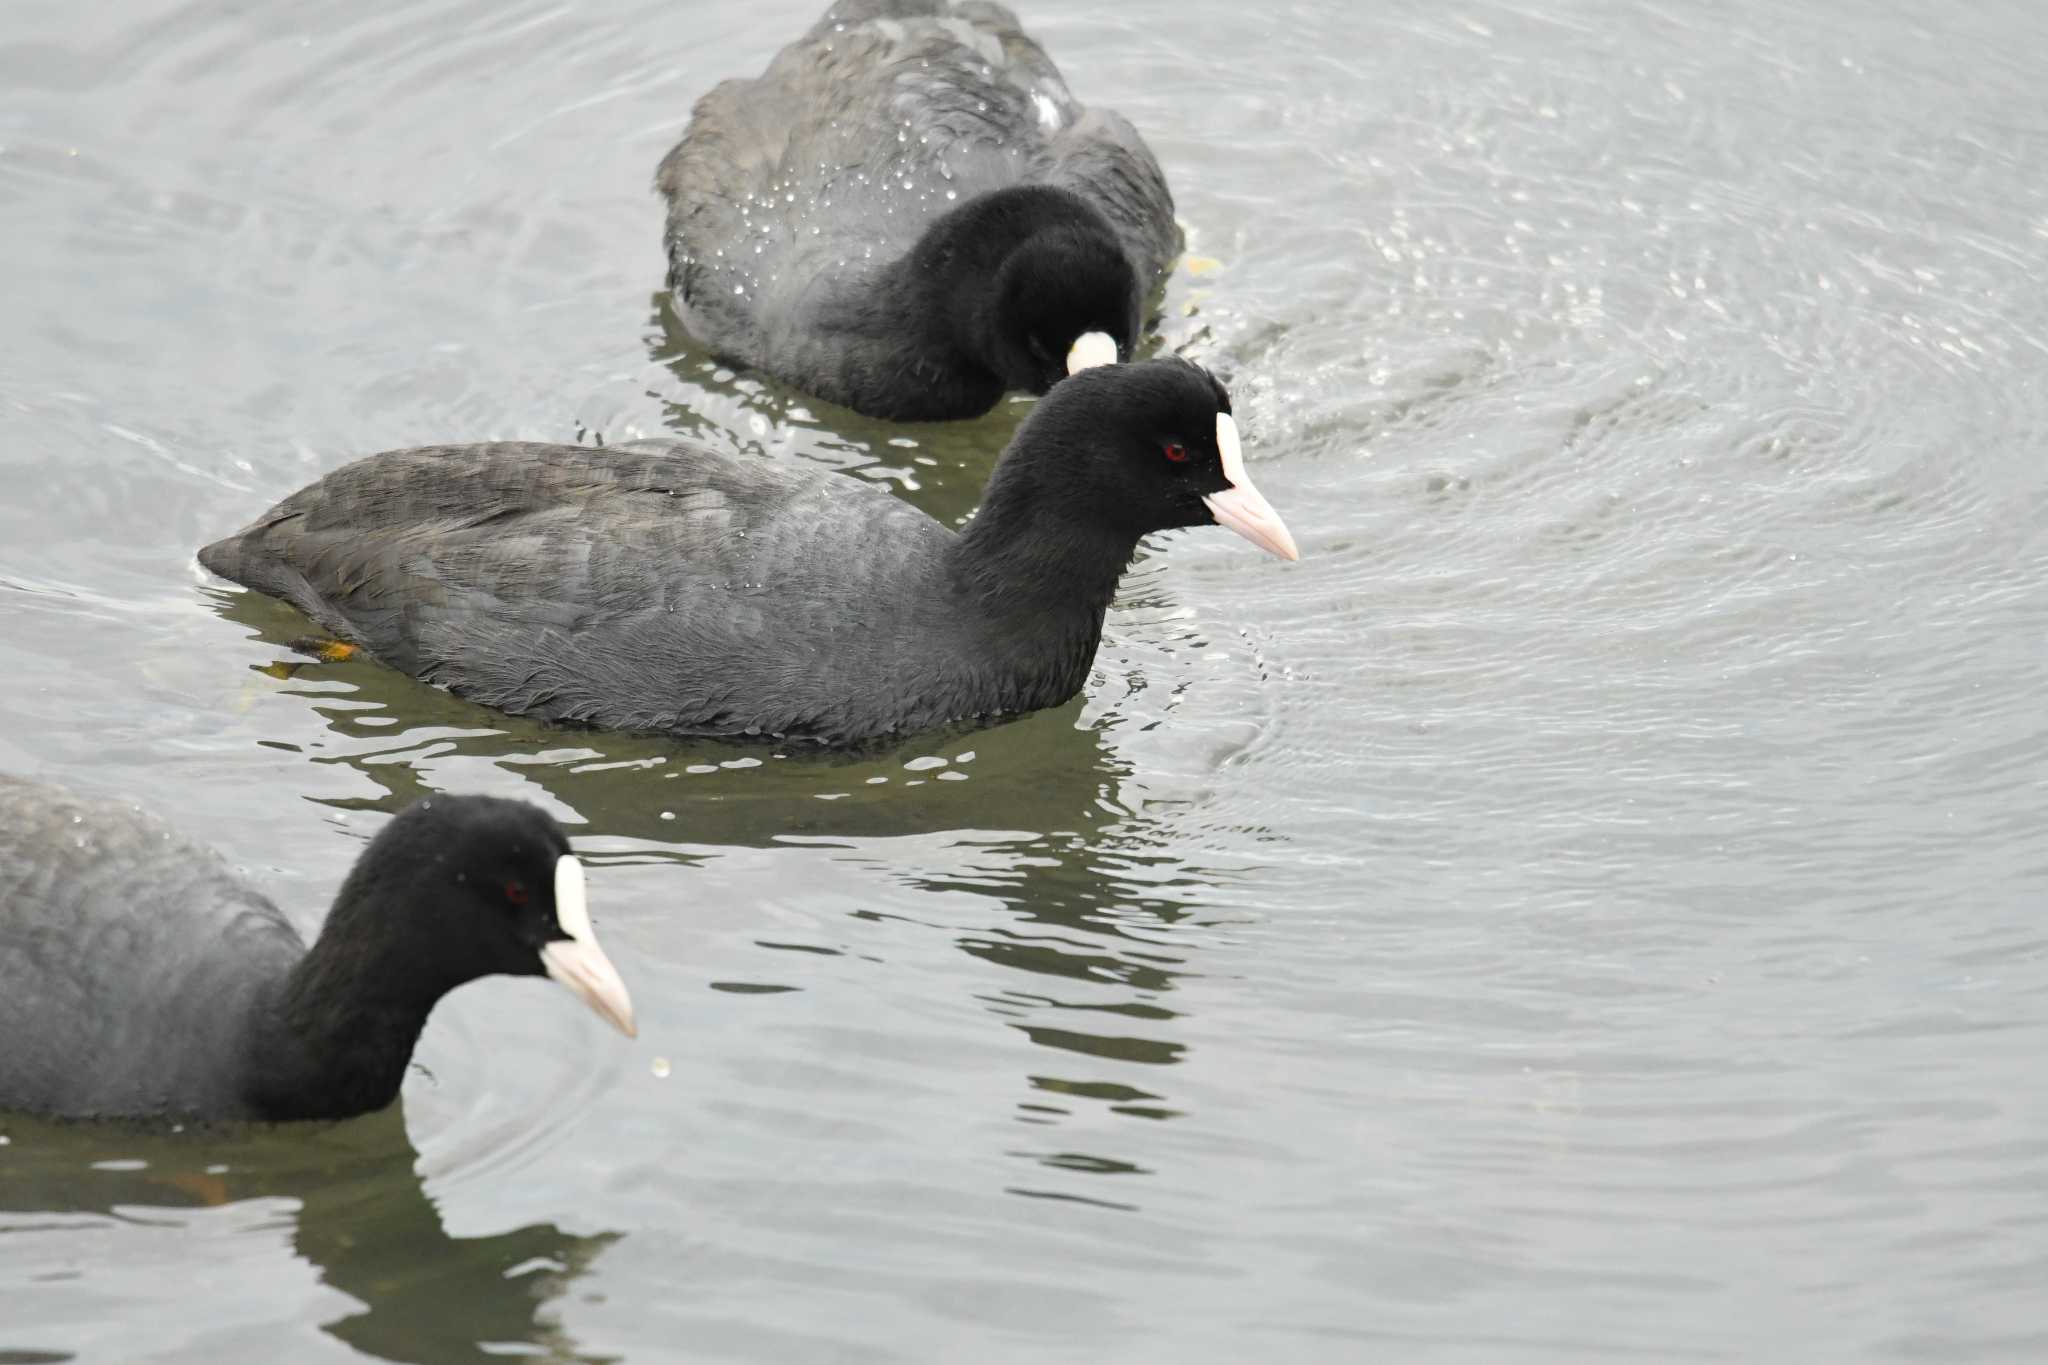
350;796;636;1037
1010;359;1300;561
986;224;1141;394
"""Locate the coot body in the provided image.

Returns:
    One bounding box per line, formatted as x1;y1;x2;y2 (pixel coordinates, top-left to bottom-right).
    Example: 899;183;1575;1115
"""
0;779;634;1122
656;0;1180;419
198;360;1296;746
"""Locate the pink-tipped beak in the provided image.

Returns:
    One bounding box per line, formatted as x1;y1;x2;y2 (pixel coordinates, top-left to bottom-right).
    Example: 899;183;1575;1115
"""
1201;414;1300;561
541;856;638;1038
542;937;638;1039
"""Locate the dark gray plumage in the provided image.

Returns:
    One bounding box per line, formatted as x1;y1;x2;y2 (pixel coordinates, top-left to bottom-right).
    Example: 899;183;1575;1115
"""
656;0;1181;420
0;779;634;1122
197;360;1298;747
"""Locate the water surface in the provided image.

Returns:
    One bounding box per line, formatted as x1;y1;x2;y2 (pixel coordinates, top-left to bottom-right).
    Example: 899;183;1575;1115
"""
3;0;2047;1360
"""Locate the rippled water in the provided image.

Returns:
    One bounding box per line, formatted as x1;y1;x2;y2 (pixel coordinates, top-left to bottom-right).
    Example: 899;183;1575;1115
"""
3;0;2047;1359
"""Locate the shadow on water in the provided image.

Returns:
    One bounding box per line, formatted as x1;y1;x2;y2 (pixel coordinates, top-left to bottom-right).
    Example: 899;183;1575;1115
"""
205;584;1137;850
0;1108;617;1365
642;291;1035;528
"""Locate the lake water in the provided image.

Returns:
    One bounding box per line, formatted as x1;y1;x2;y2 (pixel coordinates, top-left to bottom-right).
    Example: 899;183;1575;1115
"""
3;0;2046;1360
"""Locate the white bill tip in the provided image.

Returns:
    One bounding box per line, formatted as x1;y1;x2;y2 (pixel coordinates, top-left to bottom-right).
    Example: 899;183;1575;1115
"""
1066;330;1118;375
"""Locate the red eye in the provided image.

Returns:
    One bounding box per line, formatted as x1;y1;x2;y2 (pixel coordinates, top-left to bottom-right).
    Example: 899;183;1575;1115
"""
504;880;528;905
1164;442;1189;463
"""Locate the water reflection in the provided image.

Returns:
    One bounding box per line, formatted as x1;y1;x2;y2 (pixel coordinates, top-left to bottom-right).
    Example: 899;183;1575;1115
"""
640;282;1213;505
0;1109;617;1364
920;822;1211;1212
204;577;1225;1215
205;581;1134;846
644;291;1034;526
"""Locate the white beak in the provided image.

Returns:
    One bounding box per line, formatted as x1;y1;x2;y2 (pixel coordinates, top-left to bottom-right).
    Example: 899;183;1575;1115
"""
1201;413;1300;561
539;855;638;1038
1066;330;1118;375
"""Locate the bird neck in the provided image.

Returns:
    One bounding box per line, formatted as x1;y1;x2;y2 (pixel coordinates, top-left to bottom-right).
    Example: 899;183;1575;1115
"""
947;455;1140;667
242;876;452;1122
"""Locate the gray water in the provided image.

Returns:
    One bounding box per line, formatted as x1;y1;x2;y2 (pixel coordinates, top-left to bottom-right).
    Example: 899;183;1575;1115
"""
3;0;2046;1360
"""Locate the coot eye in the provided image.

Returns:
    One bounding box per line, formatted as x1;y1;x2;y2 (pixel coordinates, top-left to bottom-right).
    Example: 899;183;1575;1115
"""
1163;442;1189;463
504;880;528;906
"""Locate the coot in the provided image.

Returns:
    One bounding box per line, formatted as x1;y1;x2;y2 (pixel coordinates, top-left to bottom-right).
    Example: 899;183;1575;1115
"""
198;359;1296;746
656;0;1180;420
0;779;635;1122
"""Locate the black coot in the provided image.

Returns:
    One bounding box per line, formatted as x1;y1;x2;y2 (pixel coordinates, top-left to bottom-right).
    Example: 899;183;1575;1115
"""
656;0;1181;420
198;359;1298;746
0;779;635;1122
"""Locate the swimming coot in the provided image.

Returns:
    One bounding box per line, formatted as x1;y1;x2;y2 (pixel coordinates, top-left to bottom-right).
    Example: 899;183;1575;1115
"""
198;359;1297;746
655;0;1180;420
0;780;635;1122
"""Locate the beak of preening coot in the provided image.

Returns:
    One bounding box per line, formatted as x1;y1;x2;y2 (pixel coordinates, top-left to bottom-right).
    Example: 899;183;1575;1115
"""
1202;413;1300;561
1067;330;1118;375
540;856;638;1038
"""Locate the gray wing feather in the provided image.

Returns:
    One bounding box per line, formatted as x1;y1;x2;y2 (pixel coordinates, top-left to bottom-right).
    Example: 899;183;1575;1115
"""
201;442;962;739
656;0;1177;362
0;777;300;1117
